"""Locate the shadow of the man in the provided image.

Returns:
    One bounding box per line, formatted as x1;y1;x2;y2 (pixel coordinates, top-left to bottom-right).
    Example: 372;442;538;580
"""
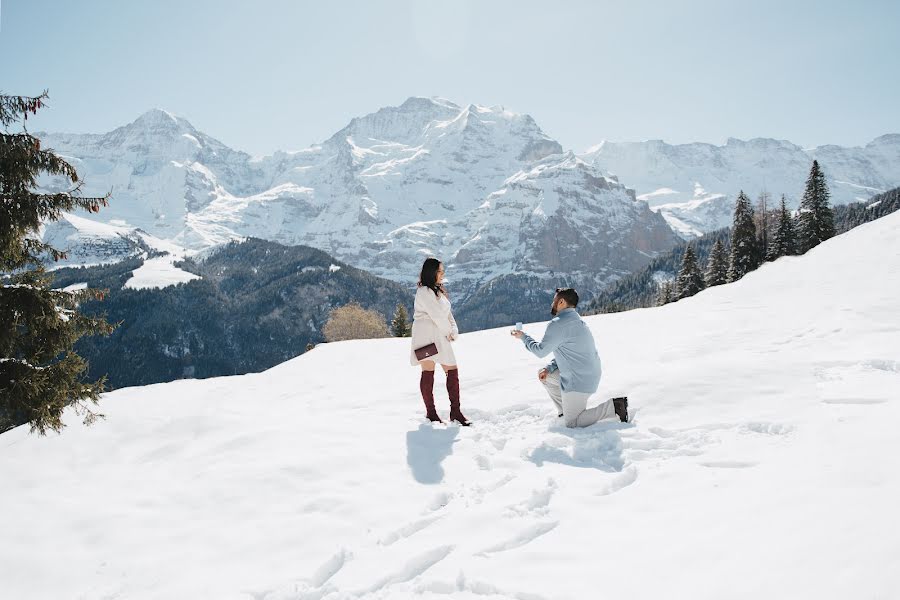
406;424;459;484
528;421;632;472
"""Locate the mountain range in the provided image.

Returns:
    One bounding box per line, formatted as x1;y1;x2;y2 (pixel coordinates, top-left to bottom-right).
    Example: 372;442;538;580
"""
37;98;899;297
580;135;900;236
37;99;679;302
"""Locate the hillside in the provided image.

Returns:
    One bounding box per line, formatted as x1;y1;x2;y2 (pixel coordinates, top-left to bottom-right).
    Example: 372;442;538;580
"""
585;186;900;313
50;239;413;388
2;211;898;599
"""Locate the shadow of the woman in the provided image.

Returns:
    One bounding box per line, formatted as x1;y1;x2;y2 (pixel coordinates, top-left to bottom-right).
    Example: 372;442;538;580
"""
405;424;459;484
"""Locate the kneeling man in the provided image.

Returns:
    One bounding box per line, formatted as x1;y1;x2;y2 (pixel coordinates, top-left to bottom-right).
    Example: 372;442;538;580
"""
512;288;628;427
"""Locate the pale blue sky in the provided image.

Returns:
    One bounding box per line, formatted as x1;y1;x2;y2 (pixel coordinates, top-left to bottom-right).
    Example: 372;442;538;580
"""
2;0;898;155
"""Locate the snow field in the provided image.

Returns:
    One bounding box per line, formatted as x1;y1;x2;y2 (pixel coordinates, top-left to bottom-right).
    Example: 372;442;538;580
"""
1;212;899;599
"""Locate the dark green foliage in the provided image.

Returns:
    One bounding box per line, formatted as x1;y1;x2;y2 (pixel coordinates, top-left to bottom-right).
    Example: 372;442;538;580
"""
60;238;413;389
796;160;836;253
656;280;674;306
674;244;705;300
728;191;760;282
585;183;900;317
833;186;900;233
766;195;797;261
1;91;114;434
584;228;731;314
704;239;729;287
391;303;412;337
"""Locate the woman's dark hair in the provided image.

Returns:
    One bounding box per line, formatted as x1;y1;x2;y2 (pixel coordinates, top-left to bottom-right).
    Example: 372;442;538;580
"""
419;258;443;297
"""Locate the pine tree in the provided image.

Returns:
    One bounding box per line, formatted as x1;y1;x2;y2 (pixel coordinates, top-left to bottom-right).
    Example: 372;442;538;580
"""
656;280;674;306
674;244;705;300
766;194;797;261
1;91;115;435
391;303;411;337
728;191;759;282
704;239;728;287
796;160;836;253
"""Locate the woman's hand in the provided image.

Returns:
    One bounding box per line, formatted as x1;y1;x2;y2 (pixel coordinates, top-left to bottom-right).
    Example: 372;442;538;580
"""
447;333;457;341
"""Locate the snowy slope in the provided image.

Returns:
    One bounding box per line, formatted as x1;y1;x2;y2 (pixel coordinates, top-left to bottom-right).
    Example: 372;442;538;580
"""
37;99;678;299
38;212;148;267
582;135;900;237
3;188;898;600
38;211;200;289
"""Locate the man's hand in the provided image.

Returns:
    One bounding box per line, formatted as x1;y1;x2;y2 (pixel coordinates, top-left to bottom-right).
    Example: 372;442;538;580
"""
510;329;525;339
538;368;549;381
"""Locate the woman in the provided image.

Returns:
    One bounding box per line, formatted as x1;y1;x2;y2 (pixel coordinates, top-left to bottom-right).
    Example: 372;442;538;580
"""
410;258;470;426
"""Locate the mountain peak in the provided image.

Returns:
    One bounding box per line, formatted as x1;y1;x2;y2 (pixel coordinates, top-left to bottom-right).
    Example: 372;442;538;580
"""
399;96;460;113
119;109;201;138
132;108;182;126
868;133;900;147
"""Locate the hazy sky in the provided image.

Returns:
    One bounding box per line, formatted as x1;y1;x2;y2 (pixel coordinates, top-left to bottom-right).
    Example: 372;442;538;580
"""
2;0;898;155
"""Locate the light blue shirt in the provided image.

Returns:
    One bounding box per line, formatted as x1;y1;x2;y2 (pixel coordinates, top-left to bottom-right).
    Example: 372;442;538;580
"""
521;308;602;394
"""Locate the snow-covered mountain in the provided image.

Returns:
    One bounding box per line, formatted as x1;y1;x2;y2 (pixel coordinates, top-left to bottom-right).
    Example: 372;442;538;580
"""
37;212;199;289
3;208;898;599
581;135;900;237
37;99;679;298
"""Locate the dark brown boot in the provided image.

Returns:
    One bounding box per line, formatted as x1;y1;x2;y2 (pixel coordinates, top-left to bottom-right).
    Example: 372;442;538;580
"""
420;370;442;423
612;396;629;423
446;368;471;426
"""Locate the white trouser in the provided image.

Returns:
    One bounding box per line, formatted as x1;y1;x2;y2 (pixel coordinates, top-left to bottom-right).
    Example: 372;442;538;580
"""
540;370;616;428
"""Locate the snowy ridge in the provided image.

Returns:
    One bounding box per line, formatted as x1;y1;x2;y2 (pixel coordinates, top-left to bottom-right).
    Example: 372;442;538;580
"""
37;211;200;289
3;211;898;598
581;135;900;237
36;98;678;299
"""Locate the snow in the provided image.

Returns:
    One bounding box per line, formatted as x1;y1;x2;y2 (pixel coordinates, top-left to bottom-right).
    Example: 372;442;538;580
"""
3;177;899;600
34;97;678;301
123;255;200;290
636;187;679;202
834;179;885;193
582;135;900;235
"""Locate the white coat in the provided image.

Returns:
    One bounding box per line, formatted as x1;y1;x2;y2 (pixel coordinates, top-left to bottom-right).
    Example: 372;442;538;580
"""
409;285;459;366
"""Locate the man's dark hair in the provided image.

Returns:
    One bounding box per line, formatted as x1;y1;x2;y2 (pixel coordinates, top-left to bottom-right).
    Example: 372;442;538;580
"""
555;287;579;307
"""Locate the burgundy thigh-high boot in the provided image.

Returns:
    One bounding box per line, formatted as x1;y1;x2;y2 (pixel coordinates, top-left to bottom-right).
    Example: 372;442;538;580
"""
420;370;443;423
446;368;471;426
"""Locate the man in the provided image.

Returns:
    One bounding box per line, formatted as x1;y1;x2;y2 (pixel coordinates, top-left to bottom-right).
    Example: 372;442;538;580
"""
511;288;628;427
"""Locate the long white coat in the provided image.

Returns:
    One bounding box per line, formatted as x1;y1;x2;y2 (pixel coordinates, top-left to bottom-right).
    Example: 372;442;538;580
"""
409;285;459;366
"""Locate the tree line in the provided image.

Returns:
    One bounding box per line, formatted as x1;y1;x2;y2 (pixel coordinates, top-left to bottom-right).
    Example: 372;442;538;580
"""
589;163;899;314
659;160;840;305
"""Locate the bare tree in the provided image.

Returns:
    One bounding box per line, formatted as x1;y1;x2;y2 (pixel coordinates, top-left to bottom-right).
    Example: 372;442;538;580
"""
755;190;772;259
323;303;390;342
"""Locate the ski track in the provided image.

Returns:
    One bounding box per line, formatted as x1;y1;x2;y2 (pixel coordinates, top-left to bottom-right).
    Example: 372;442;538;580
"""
475;521;559;556
379;516;445;546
